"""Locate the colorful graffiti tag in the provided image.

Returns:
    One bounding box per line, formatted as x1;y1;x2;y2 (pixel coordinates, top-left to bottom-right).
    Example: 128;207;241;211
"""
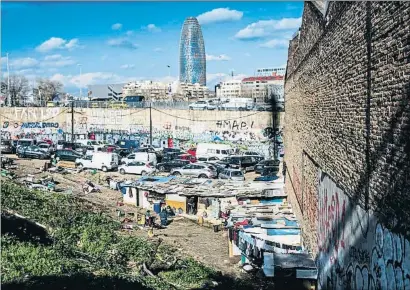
317;171;410;290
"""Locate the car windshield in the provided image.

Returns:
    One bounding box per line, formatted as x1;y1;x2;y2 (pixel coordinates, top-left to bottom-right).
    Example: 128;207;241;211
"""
231;171;243;177
89;141;98;145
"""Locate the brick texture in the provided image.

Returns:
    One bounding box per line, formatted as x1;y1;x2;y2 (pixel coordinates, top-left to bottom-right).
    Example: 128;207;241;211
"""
284;1;410;257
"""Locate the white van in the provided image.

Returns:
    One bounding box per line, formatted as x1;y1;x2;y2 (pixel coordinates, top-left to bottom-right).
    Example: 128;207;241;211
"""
121;152;157;166
75;152;119;172
76;139;104;149
196;143;233;160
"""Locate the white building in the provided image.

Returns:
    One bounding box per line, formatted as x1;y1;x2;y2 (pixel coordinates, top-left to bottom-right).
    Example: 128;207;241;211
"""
255;67;286;77
122;80;211;101
215;80;242;99
176;82;211;99
122;81;168;101
241;76;284;102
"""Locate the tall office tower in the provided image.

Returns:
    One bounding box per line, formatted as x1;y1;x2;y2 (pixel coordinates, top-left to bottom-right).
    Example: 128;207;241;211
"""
179;17;206;86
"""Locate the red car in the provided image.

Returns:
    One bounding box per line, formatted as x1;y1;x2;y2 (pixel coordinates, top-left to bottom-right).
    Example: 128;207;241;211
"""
178;153;197;163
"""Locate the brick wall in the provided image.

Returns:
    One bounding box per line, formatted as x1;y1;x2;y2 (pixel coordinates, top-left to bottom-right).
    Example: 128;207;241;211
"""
284;2;410;289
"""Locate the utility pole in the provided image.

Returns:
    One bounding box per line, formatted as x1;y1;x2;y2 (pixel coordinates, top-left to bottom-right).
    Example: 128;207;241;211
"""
6;53;10;106
71;98;74;142
167;65;171;78
149;100;153;146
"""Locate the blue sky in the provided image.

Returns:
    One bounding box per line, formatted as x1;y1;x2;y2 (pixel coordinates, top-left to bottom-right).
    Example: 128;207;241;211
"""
1;1;303;93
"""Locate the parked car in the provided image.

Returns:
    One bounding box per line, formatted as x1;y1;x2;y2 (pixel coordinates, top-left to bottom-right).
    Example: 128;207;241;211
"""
242;152;265;162
189;100;210;110
121;152;157;166
229;156;259;172
218;169;245;181
170;163;217;178
162;152;181;162
1;139;13;154
163;148;182;154
255;159;280;174
197;156;220;163
38;143;55;154
75;152;119;172
54;149;83;162
178;153;197;163
118;161;155;175
17;146;50;159
210;162;230;177
187;148;197;157
156;160;189;172
17;138;36;148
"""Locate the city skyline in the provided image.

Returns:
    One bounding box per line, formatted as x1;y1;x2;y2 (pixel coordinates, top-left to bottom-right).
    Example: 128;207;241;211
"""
0;1;303;94
179;17;207;86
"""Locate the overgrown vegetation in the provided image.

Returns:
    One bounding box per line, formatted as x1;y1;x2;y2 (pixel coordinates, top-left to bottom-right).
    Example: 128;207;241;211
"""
1;181;224;289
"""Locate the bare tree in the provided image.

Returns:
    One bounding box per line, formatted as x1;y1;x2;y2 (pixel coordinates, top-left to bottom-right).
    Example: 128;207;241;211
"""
35;78;63;105
0;74;29;106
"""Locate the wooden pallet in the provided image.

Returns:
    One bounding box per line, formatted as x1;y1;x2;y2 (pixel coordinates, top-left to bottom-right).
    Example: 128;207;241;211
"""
57;161;76;168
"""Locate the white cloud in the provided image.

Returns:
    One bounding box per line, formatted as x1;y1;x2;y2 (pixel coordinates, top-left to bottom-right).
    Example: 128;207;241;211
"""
107;38;138;50
260;39;290;48
51;72;137;89
154;47;163;52
235;17;302;40
111;23;122;30
50;73;67;83
143;24;161;33
244;52;251;57
42;54;76;67
120;64;135;69
206;54;231;61
125;30;134;36
36;37;81;52
9;57;39;69
197;8;243;25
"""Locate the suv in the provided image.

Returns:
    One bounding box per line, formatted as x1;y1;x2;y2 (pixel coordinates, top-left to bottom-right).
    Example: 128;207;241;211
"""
255;159;280;174
229;156;258;172
170;163;217;178
1;139;13;154
54;149;83;162
219;169;245;181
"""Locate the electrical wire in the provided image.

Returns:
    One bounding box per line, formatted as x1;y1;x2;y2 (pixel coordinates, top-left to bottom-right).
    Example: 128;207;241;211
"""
150;107;264;122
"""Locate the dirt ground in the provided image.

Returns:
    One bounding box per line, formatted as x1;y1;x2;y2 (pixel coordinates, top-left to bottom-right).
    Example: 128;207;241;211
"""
3;155;246;277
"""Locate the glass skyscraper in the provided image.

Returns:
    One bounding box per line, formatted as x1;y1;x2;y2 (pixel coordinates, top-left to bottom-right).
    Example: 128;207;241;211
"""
179;17;206;86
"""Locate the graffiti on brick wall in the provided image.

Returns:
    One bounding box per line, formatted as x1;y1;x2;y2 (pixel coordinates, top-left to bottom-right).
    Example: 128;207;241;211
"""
216;120;254;130
304;184;318;237
317;171;410;290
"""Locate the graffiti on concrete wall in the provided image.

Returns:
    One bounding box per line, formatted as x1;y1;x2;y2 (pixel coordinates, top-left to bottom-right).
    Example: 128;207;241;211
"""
2;121;60;130
13;107;61;121
90;109;123;126
216;120;254;131
317;171;410;290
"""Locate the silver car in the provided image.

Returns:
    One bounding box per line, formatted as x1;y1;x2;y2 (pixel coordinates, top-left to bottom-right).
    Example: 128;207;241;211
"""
170;163;217;178
218;169;245;181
